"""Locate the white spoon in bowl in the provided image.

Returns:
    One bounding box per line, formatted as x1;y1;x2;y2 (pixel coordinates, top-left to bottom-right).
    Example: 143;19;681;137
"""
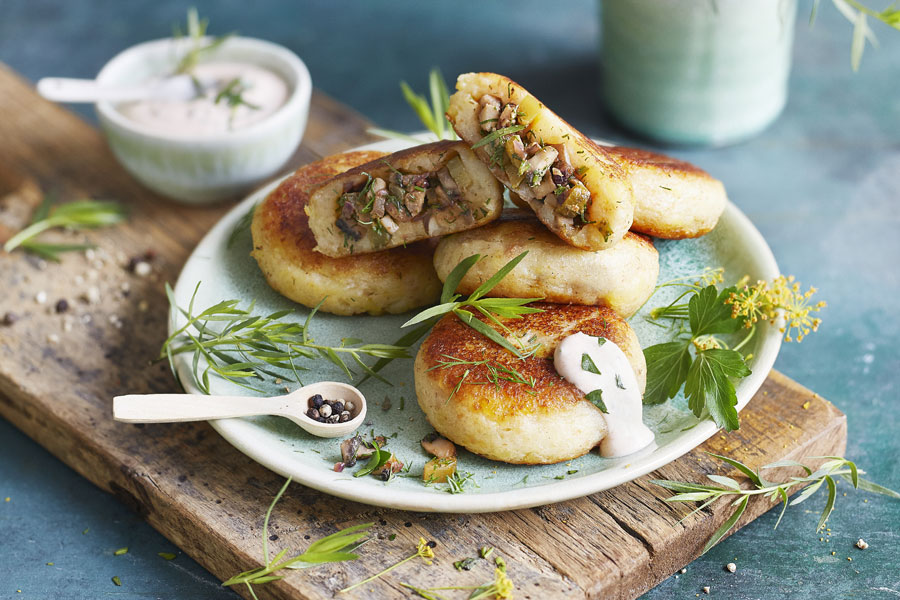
37;74;204;104
113;381;366;439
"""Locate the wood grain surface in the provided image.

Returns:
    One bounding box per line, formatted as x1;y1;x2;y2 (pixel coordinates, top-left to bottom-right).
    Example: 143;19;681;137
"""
0;63;847;600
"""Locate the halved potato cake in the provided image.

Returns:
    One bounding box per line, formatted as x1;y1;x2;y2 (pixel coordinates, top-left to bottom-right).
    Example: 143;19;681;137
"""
306;141;502;257
603;145;727;239
414;304;645;465
433;210;659;318
447;72;634;251
251;150;442;316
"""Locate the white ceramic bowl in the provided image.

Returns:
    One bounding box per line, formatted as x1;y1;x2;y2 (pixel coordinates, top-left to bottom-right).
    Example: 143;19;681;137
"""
95;36;311;204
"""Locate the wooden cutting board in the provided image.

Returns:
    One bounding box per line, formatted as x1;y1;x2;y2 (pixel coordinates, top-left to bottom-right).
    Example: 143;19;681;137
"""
0;63;846;600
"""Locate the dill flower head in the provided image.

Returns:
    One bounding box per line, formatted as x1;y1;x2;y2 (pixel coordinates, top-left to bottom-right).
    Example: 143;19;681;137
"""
726;275;825;342
415;537;435;564
697;267;725;287
492;566;515;598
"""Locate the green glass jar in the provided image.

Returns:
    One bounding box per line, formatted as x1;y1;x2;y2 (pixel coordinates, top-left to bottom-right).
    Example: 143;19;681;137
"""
601;0;797;145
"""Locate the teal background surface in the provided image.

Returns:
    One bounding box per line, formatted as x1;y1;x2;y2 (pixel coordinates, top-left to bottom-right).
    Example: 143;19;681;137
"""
1;1;898;598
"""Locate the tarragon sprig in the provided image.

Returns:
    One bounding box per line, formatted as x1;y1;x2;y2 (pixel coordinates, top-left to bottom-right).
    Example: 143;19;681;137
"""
3;197;126;261
653;453;900;554
402;252;543;359
173;7;233;74
161;283;411;393
812;0;900;71
223;477;371;599
369;68;458;142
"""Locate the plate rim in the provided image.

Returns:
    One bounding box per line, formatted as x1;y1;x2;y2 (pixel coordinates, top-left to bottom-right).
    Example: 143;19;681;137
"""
171;137;782;513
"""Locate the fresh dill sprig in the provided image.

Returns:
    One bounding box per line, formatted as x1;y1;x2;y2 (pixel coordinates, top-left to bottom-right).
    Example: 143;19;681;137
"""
161;283;411;394
173;7;233;74
653;453;900;554
402;252;544;359
429;354;537;401
3;197;127;261
369;68;458;142
223;477;372;599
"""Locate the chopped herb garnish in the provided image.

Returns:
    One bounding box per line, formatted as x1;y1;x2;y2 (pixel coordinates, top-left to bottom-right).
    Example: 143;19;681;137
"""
581;353;601;375
471;124;526;150
114;547;128;556
215;78;260;111
111;576;122;587
158;552;177;561
585;389;607;413
615;373;626;390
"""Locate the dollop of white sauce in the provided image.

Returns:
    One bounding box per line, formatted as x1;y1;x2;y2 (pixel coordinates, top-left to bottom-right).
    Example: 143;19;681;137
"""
553;332;654;458
118;61;288;136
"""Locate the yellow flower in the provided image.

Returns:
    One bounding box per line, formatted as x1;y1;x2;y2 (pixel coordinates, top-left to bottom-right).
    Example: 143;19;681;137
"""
416;537;435;565
492;567;515;598
726;275;824;343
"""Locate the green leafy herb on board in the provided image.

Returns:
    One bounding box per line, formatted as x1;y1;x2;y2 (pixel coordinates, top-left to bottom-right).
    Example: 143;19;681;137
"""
223;478;371;599
653;453;900;554
3;197;126;261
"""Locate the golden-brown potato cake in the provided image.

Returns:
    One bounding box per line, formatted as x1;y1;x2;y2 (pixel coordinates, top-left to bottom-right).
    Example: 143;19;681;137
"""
306;141;502;257
433;211;658;318
604;145;727;239
250;151;442;316
447;72;634;251
414;304;645;464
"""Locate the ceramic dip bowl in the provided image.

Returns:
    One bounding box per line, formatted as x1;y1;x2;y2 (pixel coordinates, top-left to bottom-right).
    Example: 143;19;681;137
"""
95;36;311;204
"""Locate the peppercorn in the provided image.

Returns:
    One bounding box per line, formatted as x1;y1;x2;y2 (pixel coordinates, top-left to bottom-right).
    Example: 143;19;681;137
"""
309;394;324;409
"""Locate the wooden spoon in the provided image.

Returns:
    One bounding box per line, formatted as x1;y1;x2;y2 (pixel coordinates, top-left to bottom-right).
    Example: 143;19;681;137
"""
113;381;366;439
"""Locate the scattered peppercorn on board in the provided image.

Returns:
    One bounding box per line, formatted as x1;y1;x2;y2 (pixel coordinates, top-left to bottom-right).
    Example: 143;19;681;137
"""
0;64;847;600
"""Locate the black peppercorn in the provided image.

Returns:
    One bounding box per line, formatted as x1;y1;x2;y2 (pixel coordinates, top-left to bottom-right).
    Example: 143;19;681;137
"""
309;394;324;408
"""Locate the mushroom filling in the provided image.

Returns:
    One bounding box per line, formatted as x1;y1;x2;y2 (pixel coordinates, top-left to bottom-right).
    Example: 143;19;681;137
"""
477;94;592;226
334;156;483;245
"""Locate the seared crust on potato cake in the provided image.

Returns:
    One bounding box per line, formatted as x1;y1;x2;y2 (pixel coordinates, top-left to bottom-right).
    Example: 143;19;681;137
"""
306;141;503;257
604;146;726;239
251;151;442;316
414;304;646;464
447;72;634;251
433;211;659;318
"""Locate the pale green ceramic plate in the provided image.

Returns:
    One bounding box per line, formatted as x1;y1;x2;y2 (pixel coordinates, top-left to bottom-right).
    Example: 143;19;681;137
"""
171;138;781;513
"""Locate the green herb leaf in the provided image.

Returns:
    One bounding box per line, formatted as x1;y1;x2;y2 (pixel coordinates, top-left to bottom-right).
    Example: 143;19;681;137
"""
471;124;526;150
581;353;601;375
111;575;122;586
702;495;748;554
227;202;257;249
469;251;529;301
354;442;392;478
114;547;128;556
585;389;607;413
440;253;481;303
684;349;743;431
706;452;762;487
689;285;741;336
643;341;692;405
4;199;126;254
158;552;177;560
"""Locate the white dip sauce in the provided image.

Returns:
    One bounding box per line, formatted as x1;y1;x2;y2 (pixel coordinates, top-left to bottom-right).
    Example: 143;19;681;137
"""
118;61;288;136
553;332;654;457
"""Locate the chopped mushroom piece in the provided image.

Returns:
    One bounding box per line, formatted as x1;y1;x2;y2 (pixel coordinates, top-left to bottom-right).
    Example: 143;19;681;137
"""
372;455;404;480
421;433;457;458
478;94;502;132
499;102;518;129
340;435;363;467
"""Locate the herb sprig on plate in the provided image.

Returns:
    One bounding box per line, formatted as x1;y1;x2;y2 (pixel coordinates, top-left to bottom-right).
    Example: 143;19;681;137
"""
369;68;458;142
223;477;372;599
173;7;233;75
653;453;900;554
161;283;411;393
402;251;543;359
3;196;127;261
642;270;825;431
